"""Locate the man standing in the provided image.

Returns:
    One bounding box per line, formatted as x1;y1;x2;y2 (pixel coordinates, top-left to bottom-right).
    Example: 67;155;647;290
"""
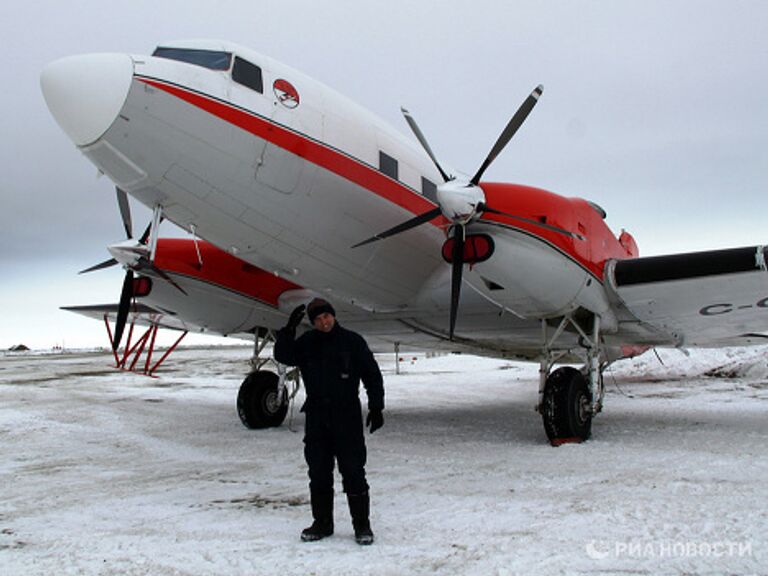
274;298;384;545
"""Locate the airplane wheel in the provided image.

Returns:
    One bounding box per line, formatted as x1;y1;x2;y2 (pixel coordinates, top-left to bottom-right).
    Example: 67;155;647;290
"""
237;370;288;429
541;366;592;443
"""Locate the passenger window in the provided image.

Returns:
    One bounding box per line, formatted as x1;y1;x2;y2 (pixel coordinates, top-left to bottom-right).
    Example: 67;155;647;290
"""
152;47;232;70
232;57;264;94
379;152;398;180
422;177;437;202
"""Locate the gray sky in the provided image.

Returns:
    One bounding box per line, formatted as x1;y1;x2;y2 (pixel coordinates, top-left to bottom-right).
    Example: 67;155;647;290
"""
2;0;767;349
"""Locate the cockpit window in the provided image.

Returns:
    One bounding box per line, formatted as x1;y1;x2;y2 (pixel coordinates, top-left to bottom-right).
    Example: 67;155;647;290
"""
152;47;232;71
232;56;264;94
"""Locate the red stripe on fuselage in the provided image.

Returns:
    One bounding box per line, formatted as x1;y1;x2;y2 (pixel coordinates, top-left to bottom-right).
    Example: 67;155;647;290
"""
138;76;440;222
136;75;617;280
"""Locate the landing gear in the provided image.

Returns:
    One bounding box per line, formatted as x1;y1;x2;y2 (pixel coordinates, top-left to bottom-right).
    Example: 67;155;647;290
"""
537;314;605;445
236;329;298;429
237;370;288;428
541;367;592;442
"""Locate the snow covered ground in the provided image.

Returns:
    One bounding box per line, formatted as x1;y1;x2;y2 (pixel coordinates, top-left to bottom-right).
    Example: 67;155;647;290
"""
1;345;766;575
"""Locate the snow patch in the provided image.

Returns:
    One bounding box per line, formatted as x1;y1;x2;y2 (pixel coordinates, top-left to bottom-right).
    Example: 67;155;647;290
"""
0;346;765;574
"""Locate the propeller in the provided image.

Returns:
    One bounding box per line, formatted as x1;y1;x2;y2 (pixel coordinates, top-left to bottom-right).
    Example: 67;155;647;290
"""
351;207;442;248
113;268;134;353
469;85;544;186
353;85;576;340
79;188;183;351
449;224;465;338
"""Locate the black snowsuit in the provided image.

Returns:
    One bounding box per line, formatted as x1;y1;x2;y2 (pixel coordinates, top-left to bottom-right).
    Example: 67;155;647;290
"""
274;322;384;495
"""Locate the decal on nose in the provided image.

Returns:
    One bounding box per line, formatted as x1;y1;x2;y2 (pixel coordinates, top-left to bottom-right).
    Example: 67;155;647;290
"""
40;53;134;147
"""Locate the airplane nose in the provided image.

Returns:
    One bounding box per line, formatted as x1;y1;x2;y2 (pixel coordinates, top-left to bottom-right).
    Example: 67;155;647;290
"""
40;53;134;147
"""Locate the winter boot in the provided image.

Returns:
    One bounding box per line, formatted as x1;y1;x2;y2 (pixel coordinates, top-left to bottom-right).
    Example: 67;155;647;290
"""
347;492;374;545
301;491;334;542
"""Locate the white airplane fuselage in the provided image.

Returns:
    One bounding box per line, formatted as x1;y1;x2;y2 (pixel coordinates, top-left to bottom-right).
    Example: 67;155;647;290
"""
42;39;626;354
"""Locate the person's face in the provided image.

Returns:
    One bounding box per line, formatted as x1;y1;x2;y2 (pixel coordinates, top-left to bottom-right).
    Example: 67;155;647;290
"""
313;312;336;333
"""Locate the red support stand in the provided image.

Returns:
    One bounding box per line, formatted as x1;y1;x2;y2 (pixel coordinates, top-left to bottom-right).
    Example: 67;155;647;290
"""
104;315;119;365
127;326;153;372
147;330;187;376
119;321;137;369
103;316;188;377
143;326;159;375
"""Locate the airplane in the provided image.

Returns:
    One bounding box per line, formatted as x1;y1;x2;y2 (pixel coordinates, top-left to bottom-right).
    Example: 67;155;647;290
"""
41;39;768;445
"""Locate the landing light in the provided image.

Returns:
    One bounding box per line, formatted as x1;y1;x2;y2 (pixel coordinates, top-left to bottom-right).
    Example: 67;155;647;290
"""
442;234;495;264
133;277;153;297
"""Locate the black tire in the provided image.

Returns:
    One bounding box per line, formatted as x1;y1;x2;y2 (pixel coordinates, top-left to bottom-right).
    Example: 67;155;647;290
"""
541;366;592;443
237;371;288;429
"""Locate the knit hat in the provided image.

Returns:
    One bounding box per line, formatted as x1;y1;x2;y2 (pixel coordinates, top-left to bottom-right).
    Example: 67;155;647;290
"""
307;298;336;323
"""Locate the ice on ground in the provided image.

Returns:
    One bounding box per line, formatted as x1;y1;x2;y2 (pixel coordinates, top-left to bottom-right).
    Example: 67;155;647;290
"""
0;346;766;575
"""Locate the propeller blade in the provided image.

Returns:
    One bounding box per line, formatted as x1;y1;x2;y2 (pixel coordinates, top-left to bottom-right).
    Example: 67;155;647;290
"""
351;207;442;248
116;188;133;239
113;269;134;351
151;265;188;295
132;257;188;295
137;217;165;249
138;222;152;245
78;258;118;274
478;203;584;240
401;107;451;183
470;85;543;186
449;224;466;340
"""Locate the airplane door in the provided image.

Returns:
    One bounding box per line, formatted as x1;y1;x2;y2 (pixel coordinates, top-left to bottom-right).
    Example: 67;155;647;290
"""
256;74;322;195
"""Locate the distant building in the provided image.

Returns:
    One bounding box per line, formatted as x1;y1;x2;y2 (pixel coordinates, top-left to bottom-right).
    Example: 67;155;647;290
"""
8;344;30;352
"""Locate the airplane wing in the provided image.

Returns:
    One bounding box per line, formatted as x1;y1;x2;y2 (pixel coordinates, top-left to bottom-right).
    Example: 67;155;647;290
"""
61;302;253;340
606;245;768;347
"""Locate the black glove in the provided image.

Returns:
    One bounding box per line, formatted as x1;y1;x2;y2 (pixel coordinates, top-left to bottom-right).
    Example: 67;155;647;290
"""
366;409;384;433
285;304;306;330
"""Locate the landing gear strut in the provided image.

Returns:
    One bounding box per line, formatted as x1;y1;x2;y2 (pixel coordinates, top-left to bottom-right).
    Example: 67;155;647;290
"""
538;314;605;445
237;330;299;429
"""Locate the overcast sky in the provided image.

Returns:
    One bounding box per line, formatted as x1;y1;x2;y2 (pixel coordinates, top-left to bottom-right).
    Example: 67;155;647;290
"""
2;0;767;349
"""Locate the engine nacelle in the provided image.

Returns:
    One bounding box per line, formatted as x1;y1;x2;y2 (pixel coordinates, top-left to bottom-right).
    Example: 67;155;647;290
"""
471;232;612;323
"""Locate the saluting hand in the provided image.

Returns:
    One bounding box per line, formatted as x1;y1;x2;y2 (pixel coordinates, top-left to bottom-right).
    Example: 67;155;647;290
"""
286;304;306;330
366;409;384;433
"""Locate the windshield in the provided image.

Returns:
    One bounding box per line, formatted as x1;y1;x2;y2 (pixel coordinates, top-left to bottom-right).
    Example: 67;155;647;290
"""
152;47;232;71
